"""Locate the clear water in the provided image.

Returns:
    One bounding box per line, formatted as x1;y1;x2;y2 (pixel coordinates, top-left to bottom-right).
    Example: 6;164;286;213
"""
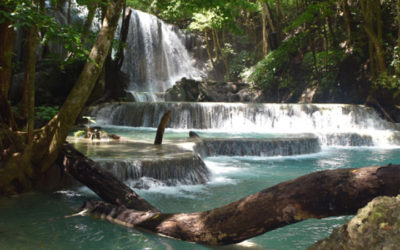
1;127;399;249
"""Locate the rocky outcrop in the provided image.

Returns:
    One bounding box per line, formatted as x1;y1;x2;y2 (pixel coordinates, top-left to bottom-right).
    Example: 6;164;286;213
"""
165;78;264;102
309;195;400;250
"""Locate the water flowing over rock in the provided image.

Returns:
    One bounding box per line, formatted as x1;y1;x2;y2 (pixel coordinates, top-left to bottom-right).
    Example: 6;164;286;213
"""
322;133;374;146
91;102;400;146
193;137;321;157
96;153;210;188
120;9;203;93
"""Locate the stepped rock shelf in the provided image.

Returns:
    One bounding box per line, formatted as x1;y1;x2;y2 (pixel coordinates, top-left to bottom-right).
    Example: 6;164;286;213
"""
89;102;400;146
68;134;322;186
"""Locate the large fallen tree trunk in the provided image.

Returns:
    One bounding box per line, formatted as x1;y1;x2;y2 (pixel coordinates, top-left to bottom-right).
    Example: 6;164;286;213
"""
57;143;400;245
81;164;400;245
57;143;158;212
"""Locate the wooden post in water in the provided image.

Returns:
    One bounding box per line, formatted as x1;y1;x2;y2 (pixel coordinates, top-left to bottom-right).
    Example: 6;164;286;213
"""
154;110;172;145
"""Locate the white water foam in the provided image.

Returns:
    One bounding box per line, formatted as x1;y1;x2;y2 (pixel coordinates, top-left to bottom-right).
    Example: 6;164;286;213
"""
121;9;203;93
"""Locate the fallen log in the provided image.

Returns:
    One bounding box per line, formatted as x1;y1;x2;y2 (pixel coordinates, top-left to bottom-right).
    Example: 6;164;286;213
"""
57;143;158;212
82;164;400;245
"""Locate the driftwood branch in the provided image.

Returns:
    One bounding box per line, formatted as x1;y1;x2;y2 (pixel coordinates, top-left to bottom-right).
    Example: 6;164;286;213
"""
82;164;400;245
154;110;171;145
57;143;158;212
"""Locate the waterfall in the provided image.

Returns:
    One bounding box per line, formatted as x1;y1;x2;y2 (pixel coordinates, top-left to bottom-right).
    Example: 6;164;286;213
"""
120;9;202;96
96;153;210;189
194;137;321;157
91;102;400;146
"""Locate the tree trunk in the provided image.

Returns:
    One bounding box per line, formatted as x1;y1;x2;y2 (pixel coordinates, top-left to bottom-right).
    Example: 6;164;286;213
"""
261;2;269;56
22;16;37;145
0;3;14;99
67;0;71;24
360;0;386;75
0;0;125;195
342;0;352;43
57;143;158;211
82;164;400;246
154;110;171;145
33;0;125;172
398;0;400;49
212;29;220;61
82;2;98;41
0;2;15;129
204;29;215;68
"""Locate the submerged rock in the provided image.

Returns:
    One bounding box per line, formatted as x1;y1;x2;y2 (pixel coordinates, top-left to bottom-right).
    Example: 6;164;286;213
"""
309;195;400;250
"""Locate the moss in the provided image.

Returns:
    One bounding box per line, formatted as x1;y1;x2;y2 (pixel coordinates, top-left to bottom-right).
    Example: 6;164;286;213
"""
310;195;400;250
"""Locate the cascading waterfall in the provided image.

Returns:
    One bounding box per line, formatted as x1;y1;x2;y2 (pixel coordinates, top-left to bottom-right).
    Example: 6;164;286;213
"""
87;9;400;190
96;153;210;188
194;137;321;157
120;9;202;100
91;102;400;147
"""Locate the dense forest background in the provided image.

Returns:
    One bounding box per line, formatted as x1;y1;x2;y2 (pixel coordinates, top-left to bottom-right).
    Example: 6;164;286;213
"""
1;0;400;193
2;0;400;121
2;0;400;123
133;0;400;120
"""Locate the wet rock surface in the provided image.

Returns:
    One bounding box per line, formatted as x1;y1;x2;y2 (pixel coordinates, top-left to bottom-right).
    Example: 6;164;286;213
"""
309;195;400;250
165;78;263;102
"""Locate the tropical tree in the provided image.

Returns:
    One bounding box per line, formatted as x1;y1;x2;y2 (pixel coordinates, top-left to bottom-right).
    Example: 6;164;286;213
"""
0;0;125;195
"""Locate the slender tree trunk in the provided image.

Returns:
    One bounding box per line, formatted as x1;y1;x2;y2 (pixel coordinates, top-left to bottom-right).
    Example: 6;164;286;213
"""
342;0;352;43
221;28;230;79
67;0;71;24
33;0;125;172
82;164;400;246
264;1;276;34
360;0;386;75
0;2;15;100
212;29;220;61
398;0;400;49
82;2;98;41
396;0;400;74
369;41;376;78
261;2;269;56
204;29;215;68
57;143;158;211
323;19;329;73
22;9;38;145
326;16;336;48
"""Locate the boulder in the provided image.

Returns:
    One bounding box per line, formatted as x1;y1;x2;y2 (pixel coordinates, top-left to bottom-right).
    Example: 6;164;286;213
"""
165;78;199;102
309;195;400;250
165;77;260;102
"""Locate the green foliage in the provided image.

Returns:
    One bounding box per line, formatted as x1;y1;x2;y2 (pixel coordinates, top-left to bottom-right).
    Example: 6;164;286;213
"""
35;106;59;121
302;49;346;91
188;8;225;31
250;33;306;89
287;1;333;31
229;50;255;81
0;0;92;67
375;73;400;98
304;49;345;75
391;46;400;74
150;0;256;32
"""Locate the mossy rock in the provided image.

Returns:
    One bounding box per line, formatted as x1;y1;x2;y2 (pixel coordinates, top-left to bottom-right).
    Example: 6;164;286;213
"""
309;195;400;250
